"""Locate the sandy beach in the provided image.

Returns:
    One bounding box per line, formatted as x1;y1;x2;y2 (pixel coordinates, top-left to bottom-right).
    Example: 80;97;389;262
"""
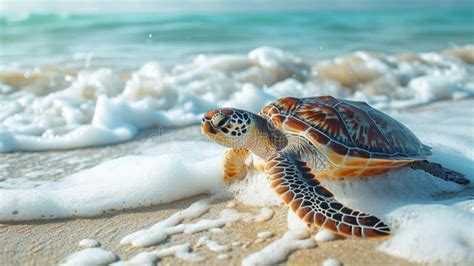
1;196;416;266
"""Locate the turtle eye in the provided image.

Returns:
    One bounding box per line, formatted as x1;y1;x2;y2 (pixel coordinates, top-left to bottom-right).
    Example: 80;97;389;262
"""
211;113;230;128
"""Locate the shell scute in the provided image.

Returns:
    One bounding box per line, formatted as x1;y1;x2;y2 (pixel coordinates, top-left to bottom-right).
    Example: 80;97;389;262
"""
270;114;286;129
368;109;429;157
337;102;395;154
296;103;353;145
306;129;331;146
274;97;301;114
261;104;279;117
283;117;310;133
342;99;373;111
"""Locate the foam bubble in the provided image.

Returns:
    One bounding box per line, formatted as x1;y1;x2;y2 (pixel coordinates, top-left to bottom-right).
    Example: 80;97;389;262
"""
195;236;231;252
78;239;100;248
242;229;316;266
62;247;117;266
217;254;231;260
322;258;342;266
379;204;474;265
314;230;336;242
110;252;157;266
154;244;204;262
229;171;281;207
287;208;308;231
257;231;274;239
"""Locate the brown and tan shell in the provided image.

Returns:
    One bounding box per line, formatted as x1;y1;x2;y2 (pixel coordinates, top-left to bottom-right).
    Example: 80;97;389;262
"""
260;96;432;178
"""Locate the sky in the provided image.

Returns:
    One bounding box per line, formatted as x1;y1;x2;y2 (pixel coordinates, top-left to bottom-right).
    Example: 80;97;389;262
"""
1;0;473;13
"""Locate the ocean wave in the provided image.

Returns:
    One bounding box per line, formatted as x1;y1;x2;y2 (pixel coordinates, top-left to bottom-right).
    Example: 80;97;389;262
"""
1;45;473;152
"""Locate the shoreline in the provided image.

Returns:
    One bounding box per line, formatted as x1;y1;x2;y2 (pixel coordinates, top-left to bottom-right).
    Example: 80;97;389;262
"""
0;196;417;266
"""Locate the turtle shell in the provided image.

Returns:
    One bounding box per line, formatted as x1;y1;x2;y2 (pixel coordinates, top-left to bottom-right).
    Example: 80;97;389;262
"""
260;96;432;177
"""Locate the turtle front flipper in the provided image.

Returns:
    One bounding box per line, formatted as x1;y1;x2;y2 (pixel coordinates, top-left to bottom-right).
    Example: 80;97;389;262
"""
408;160;470;186
222;148;250;183
265;153;391;238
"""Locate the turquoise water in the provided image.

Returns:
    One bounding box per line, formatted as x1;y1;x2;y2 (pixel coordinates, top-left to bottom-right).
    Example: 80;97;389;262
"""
1;10;473;67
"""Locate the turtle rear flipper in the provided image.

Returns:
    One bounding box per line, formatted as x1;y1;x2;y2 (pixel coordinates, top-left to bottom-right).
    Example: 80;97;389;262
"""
265;153;391;238
409;160;470;186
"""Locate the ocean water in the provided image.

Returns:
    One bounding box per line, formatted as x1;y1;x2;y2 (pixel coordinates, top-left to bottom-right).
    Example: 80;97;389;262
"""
1;11;473;66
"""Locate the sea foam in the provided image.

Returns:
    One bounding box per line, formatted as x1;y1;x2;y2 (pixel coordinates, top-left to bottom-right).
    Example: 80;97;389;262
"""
0;141;225;221
2;46;473;152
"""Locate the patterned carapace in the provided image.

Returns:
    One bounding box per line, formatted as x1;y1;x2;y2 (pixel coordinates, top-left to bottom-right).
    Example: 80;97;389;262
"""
261;96;431;159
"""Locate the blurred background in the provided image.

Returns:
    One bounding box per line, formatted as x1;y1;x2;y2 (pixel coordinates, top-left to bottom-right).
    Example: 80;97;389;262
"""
1;0;473;67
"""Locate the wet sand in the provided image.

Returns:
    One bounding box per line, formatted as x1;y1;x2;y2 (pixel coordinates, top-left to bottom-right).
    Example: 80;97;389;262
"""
0;196;416;266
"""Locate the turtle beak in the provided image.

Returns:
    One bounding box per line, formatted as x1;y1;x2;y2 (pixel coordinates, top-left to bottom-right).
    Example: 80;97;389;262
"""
201;119;217;135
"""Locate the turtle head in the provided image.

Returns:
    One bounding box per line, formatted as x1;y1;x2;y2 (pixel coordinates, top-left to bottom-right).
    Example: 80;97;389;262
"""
201;108;253;148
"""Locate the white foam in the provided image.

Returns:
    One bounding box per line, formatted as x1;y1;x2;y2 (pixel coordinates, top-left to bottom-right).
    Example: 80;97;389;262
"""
229;171;281;207
183;208;248;234
314;230;336;242
242;229;316;266
257;231;274;239
154;244;204;262
110;252;158;266
379;204;474;265
121;197;274;248
78;239;100;248
115;244;204;264
110;243;205;266
120;198;213;247
287;208;308;231
195;236;231;252
226;200;237;208
209;228;225;234
217;254;231;260
61;247;117;266
322;258;342;266
3;46;472;152
244;207;275;223
0;141;224;221
231;241;242;246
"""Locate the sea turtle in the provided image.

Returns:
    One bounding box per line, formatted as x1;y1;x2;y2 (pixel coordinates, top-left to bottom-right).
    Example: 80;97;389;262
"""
201;96;470;238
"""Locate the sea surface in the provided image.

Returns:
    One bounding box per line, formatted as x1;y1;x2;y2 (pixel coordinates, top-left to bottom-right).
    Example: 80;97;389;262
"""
1;11;473;67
